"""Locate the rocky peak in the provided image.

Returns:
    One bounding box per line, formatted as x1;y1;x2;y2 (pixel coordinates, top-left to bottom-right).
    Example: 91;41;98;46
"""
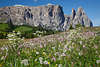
0;5;93;31
63;7;93;30
76;7;86;16
72;7;93;28
71;8;76;19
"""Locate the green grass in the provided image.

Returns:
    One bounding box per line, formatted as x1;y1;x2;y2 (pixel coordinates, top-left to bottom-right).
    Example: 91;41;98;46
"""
14;25;33;33
83;26;100;32
0;23;11;32
0;39;9;47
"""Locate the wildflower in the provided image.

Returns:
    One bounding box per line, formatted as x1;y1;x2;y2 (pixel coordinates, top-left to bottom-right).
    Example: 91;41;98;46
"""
79;41;82;45
33;33;36;35
8;39;13;41
40;61;43;64
61;53;66;56
44;61;48;64
55;52;60;56
0;64;2;67
17;31;21;35
96;60;100;64
39;57;43;64
17;51;20;55
21;59;29;66
64;45;68;49
83;45;85;48
52;47;55;50
79;52;82;56
35;59;37;62
43;52;46;55
1;47;5;51
48;62;50;64
94;45;98;49
96;51;98;53
40;44;43;48
58;64;62;67
52;57;56;61
36;52;39;54
1;56;5;60
56;64;58;67
63;49;67;53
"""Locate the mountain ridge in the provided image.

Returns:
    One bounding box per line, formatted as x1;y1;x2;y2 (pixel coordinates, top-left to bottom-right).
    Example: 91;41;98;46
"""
0;4;93;31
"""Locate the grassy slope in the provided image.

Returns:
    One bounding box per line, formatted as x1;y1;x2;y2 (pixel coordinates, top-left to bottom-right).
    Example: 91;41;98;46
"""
0;26;100;46
84;26;100;33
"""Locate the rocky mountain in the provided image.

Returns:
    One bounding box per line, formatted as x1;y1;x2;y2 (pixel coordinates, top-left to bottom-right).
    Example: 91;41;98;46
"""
63;7;93;30
0;4;93;31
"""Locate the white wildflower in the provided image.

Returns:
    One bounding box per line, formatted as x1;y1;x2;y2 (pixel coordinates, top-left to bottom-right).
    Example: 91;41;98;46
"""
83;45;85;48
17;31;21;35
63;49;67;53
36;52;39;54
96;60;100;64
44;60;48;64
64;45;68;49
35;59;37;62
52;47;55;50
79;52;82;56
61;53;66;56
39;57;43;64
1;56;5;60
21;59;29;66
80;41;82;45
58;64;62;67
8;39;13;40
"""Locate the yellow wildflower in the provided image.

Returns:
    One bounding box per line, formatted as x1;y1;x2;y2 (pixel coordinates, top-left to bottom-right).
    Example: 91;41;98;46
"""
48;62;50;64
0;64;2;67
43;52;46;55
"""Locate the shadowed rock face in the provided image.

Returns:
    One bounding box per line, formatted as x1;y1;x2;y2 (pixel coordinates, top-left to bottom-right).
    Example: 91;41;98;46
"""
73;7;93;27
63;7;93;30
0;5;93;31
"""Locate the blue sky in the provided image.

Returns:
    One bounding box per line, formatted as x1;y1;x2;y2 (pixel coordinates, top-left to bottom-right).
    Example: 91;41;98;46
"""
0;0;100;26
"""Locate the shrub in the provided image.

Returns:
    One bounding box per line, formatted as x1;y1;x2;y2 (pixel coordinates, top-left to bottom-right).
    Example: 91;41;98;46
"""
0;23;12;39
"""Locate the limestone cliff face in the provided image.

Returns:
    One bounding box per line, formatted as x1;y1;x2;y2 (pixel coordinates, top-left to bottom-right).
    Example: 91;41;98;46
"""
63;7;93;30
0;4;93;31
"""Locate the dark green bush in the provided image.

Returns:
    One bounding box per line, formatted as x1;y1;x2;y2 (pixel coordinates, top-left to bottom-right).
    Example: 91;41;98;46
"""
0;23;12;39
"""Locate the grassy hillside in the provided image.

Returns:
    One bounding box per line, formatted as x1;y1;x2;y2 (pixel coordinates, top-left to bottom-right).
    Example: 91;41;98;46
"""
0;27;100;67
0;26;100;46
